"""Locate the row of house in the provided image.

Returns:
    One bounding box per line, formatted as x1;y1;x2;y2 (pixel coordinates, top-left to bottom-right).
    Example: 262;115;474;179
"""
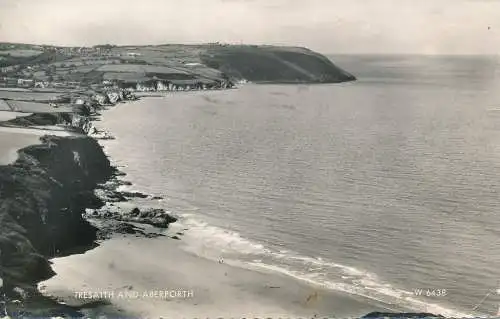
0;77;36;88
0;76;81;89
0;77;81;89
52;81;82;89
39;46;116;58
109;79;233;92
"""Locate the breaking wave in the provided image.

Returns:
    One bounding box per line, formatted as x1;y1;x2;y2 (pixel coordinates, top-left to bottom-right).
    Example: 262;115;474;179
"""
175;213;477;319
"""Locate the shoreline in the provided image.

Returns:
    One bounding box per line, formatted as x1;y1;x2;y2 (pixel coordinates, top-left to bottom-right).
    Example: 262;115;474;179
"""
40;236;392;319
0;88;179;318
0;87;451;318
87;93;478;319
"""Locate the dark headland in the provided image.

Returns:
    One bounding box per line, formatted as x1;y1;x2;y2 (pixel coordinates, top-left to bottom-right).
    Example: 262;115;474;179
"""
0;43;441;318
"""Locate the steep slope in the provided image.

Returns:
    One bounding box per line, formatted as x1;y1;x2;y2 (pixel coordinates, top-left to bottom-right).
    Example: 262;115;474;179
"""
200;45;356;83
0;135;114;294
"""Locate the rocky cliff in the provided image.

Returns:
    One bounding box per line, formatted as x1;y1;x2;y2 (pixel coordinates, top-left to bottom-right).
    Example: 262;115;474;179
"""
0;135;114;295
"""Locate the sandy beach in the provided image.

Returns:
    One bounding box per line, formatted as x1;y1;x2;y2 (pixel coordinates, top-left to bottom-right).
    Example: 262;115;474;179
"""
0;123;81;165
0;127;41;164
39;232;388;319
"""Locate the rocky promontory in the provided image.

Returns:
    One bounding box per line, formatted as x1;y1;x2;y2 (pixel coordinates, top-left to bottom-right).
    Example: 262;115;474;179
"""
0;136;113;294
201;45;356;83
0;133;180;318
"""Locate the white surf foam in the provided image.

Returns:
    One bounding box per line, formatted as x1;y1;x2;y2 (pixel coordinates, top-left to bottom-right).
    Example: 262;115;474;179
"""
176;214;479;318
244;261;475;318
179;216;267;255
88;181;481;319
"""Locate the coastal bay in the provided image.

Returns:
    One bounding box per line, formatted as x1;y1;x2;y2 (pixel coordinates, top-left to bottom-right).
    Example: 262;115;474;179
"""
0;44;479;319
0;43;369;318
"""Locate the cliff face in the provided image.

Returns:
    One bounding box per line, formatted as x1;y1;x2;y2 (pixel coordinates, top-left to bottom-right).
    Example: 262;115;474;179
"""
0;135;114;293
200;45;356;83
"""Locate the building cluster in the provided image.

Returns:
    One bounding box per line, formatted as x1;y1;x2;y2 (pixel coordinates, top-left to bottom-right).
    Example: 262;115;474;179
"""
0;76;81;89
48;46;116;57
0;77;38;88
109;78;234;92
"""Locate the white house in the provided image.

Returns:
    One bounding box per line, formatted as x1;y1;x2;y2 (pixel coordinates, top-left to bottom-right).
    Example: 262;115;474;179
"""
17;79;34;87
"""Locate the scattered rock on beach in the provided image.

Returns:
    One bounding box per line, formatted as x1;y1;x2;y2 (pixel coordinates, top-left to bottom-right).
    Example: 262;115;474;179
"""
86;207;177;230
95;221;166;240
99;179;132;190
171;236;181;240
121;191;149;199
115;223;141;234
94;188;128;203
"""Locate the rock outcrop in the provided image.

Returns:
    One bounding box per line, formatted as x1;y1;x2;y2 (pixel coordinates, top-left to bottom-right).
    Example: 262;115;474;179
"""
0;135;115;294
87;206;177;229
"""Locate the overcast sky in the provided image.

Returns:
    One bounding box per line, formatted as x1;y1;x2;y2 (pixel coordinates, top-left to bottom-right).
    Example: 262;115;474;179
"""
0;0;499;54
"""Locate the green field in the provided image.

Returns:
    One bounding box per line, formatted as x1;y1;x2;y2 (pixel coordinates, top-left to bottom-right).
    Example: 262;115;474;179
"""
102;72;148;82
6;100;74;113
0;43;355;85
0;49;43;58
0;91;64;101
97;64;189;75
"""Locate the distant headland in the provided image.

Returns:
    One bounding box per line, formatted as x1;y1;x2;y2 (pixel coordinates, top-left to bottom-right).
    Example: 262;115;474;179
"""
0;42;356;93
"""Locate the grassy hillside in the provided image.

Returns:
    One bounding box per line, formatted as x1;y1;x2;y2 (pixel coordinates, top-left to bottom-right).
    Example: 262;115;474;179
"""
201;45;356;83
0;43;355;85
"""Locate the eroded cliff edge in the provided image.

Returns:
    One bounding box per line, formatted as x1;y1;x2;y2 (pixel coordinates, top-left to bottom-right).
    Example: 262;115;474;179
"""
0;135;114;295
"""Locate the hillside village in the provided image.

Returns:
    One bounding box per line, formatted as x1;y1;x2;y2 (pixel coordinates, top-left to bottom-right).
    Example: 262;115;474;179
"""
0;42;355;135
0;43;238;134
0;43;234;91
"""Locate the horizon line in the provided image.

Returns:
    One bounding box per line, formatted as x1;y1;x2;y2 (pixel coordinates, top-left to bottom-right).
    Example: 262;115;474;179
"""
1;41;499;57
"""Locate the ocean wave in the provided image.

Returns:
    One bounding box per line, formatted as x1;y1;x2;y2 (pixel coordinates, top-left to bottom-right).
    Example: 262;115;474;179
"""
85;181;481;319
242;261;474;319
176;214;477;319
179;215;268;255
